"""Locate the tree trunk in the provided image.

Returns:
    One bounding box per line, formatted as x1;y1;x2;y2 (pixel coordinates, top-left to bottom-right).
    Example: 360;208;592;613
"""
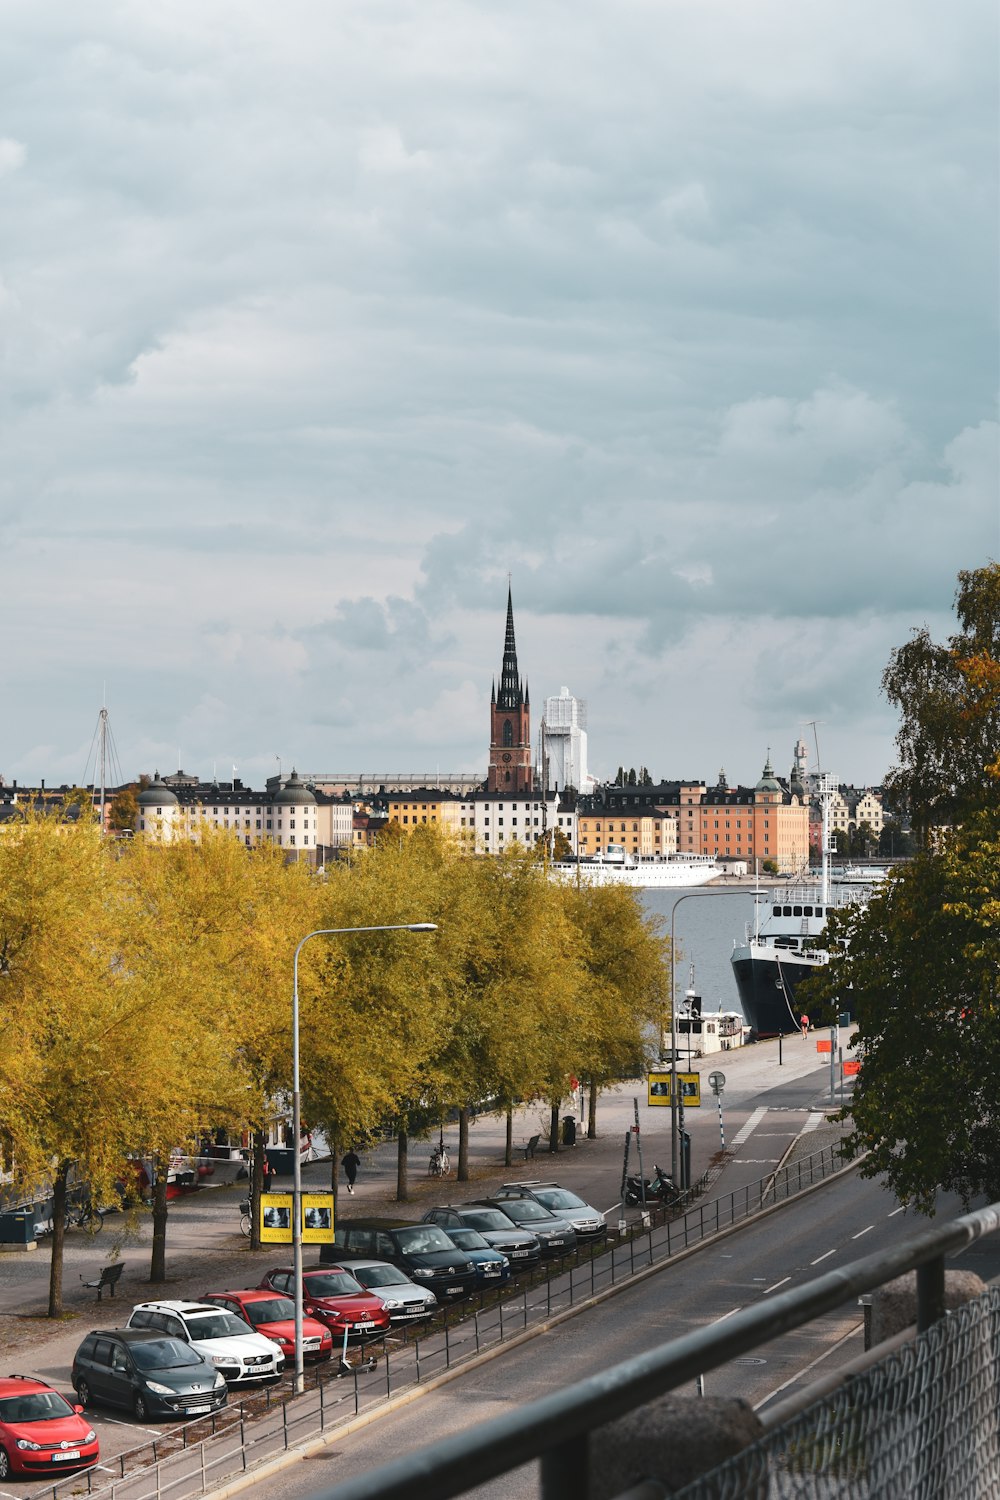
330;1135;340;1222
47;1161;70;1318
149;1161;169;1283
505;1105;513;1168
588;1077;598;1140
396;1127;408;1201
251;1129;265;1251
458;1109;470;1181
548;1100;561;1154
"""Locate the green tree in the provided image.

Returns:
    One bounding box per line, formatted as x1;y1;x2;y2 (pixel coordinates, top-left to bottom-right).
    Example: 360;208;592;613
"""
882;562;1000;838
109;784;139;832
806;564;1000;1211
812;809;1000;1211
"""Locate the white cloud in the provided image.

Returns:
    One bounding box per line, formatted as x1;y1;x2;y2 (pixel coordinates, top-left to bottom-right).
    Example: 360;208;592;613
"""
0;137;25;174
0;0;996;788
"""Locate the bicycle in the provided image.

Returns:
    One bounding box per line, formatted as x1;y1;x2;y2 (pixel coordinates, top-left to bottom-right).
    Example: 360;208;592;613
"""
65;1202;103;1235
239;1198;253;1237
428;1147;451;1178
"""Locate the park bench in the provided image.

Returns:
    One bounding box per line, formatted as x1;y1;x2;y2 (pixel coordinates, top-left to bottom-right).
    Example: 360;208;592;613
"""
522;1134;541;1161
81;1263;124;1301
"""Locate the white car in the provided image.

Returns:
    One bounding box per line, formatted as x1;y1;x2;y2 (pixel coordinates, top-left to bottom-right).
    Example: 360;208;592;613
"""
125;1301;283;1386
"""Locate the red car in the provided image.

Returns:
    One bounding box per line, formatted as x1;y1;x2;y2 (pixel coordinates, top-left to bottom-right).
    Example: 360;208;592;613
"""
258;1267;391;1342
201;1289;334;1363
0;1376;99;1480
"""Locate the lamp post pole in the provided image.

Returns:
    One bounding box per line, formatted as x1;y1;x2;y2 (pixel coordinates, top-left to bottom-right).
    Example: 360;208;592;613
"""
668;889;757;1188
291;922;437;1394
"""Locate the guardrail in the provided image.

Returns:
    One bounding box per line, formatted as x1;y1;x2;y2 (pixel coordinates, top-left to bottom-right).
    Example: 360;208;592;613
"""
32;1140;852;1500
316;1202;1000;1500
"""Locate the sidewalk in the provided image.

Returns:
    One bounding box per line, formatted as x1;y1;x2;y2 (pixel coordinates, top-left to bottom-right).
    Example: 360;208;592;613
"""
0;1031;854;1387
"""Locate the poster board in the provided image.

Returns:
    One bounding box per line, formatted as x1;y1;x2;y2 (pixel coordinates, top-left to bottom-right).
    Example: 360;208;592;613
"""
647;1072;701;1107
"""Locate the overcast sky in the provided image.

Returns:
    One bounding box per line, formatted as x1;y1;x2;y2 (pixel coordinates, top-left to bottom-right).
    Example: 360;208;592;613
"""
2;1;997;793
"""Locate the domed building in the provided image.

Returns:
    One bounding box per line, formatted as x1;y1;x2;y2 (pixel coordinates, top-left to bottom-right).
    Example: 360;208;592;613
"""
136;773;181;840
133;768;321;860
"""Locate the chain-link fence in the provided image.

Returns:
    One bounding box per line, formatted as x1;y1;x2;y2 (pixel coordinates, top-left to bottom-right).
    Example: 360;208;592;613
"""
674;1287;1000;1500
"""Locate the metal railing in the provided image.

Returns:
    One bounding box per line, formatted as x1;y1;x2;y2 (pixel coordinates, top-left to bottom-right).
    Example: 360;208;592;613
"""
315;1201;1000;1500
32;1141;853;1500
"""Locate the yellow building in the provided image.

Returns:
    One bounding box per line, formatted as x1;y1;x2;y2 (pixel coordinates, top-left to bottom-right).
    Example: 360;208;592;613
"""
576;810;678;858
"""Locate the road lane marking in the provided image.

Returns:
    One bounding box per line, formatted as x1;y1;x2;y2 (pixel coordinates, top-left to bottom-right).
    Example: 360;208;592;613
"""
811;1249;836;1265
765;1277;791;1293
852;1226;874;1239
732;1107;768;1147
802;1112;825;1133
102;1418;164;1435
889;1207;905;1217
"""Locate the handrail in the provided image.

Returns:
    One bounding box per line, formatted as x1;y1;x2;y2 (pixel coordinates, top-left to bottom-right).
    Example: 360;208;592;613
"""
316;1201;1000;1500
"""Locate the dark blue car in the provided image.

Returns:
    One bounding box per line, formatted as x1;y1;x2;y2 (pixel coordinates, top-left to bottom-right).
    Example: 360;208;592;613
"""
437;1225;511;1287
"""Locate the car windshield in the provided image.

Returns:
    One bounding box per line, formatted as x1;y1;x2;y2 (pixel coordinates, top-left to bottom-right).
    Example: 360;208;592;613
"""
186;1311;253;1340
242;1298;294;1324
498;1200;551;1222
304;1272;364;1296
446;1228;489;1250
461;1209;513;1232
393;1226;454;1253
0;1391;74;1423
535;1189;586;1211
354;1266;408;1288
131;1338;203;1371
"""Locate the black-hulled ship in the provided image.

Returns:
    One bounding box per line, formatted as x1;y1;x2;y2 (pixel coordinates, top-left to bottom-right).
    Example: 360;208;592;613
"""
730;773;884;1036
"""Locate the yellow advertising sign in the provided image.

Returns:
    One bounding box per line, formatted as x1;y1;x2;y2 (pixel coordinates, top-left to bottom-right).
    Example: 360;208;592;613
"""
301;1193;335;1244
259;1192;293;1243
646;1072;701;1107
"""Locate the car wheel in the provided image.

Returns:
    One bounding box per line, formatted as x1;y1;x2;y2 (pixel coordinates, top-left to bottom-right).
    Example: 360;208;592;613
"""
0;1447;10;1481
134;1392;149;1422
75;1378;92;1407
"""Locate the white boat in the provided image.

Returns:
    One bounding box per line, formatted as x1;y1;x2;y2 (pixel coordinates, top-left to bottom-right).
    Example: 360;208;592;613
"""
730;775;884;1035
673;969;748;1057
549;845;722;889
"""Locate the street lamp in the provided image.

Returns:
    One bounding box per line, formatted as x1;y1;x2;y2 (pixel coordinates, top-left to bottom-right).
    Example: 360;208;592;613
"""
291;922;437;1393
668;890;754;1189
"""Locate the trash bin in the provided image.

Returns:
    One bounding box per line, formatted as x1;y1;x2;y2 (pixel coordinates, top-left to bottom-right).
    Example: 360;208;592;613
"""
562;1115;577;1147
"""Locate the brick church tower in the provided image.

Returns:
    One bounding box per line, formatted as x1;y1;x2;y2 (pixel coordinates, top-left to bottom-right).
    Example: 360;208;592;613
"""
487;587;534;794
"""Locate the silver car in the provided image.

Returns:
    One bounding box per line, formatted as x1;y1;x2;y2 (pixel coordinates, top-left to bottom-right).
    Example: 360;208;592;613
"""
494;1182;607;1241
333;1259;438;1325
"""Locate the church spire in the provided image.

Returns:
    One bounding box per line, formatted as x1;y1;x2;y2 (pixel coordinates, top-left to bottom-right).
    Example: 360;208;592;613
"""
487;583;534;795
497;584;523;711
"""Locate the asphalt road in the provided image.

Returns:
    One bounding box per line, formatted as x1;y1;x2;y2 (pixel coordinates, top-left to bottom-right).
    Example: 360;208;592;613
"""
226;1170;1000;1500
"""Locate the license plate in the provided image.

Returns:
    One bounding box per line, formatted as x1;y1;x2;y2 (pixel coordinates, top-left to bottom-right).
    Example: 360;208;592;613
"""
354;1321;377;1331
549;1241;565;1248
186;1405;210;1415
446;1285;463;1295
511;1249;531;1258
52;1452;81;1462
482;1268;501;1276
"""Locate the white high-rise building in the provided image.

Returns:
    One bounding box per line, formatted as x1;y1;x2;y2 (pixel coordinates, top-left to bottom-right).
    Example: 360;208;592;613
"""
541;686;591;794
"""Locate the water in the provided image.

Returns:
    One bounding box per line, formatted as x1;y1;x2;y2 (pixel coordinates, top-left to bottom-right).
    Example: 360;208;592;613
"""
640;885;760;1018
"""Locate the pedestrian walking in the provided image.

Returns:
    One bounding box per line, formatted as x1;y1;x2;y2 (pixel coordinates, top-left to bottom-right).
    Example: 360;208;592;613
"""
341;1149;361;1195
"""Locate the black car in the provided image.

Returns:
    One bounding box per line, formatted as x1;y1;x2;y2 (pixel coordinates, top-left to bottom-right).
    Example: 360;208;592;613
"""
421;1205;541;1270
471;1198;579;1258
324;1219;478;1301
71;1330;229;1422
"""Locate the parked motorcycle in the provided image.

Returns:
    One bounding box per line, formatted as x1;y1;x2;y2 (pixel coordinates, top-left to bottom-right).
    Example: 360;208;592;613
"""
624;1165;680;1209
